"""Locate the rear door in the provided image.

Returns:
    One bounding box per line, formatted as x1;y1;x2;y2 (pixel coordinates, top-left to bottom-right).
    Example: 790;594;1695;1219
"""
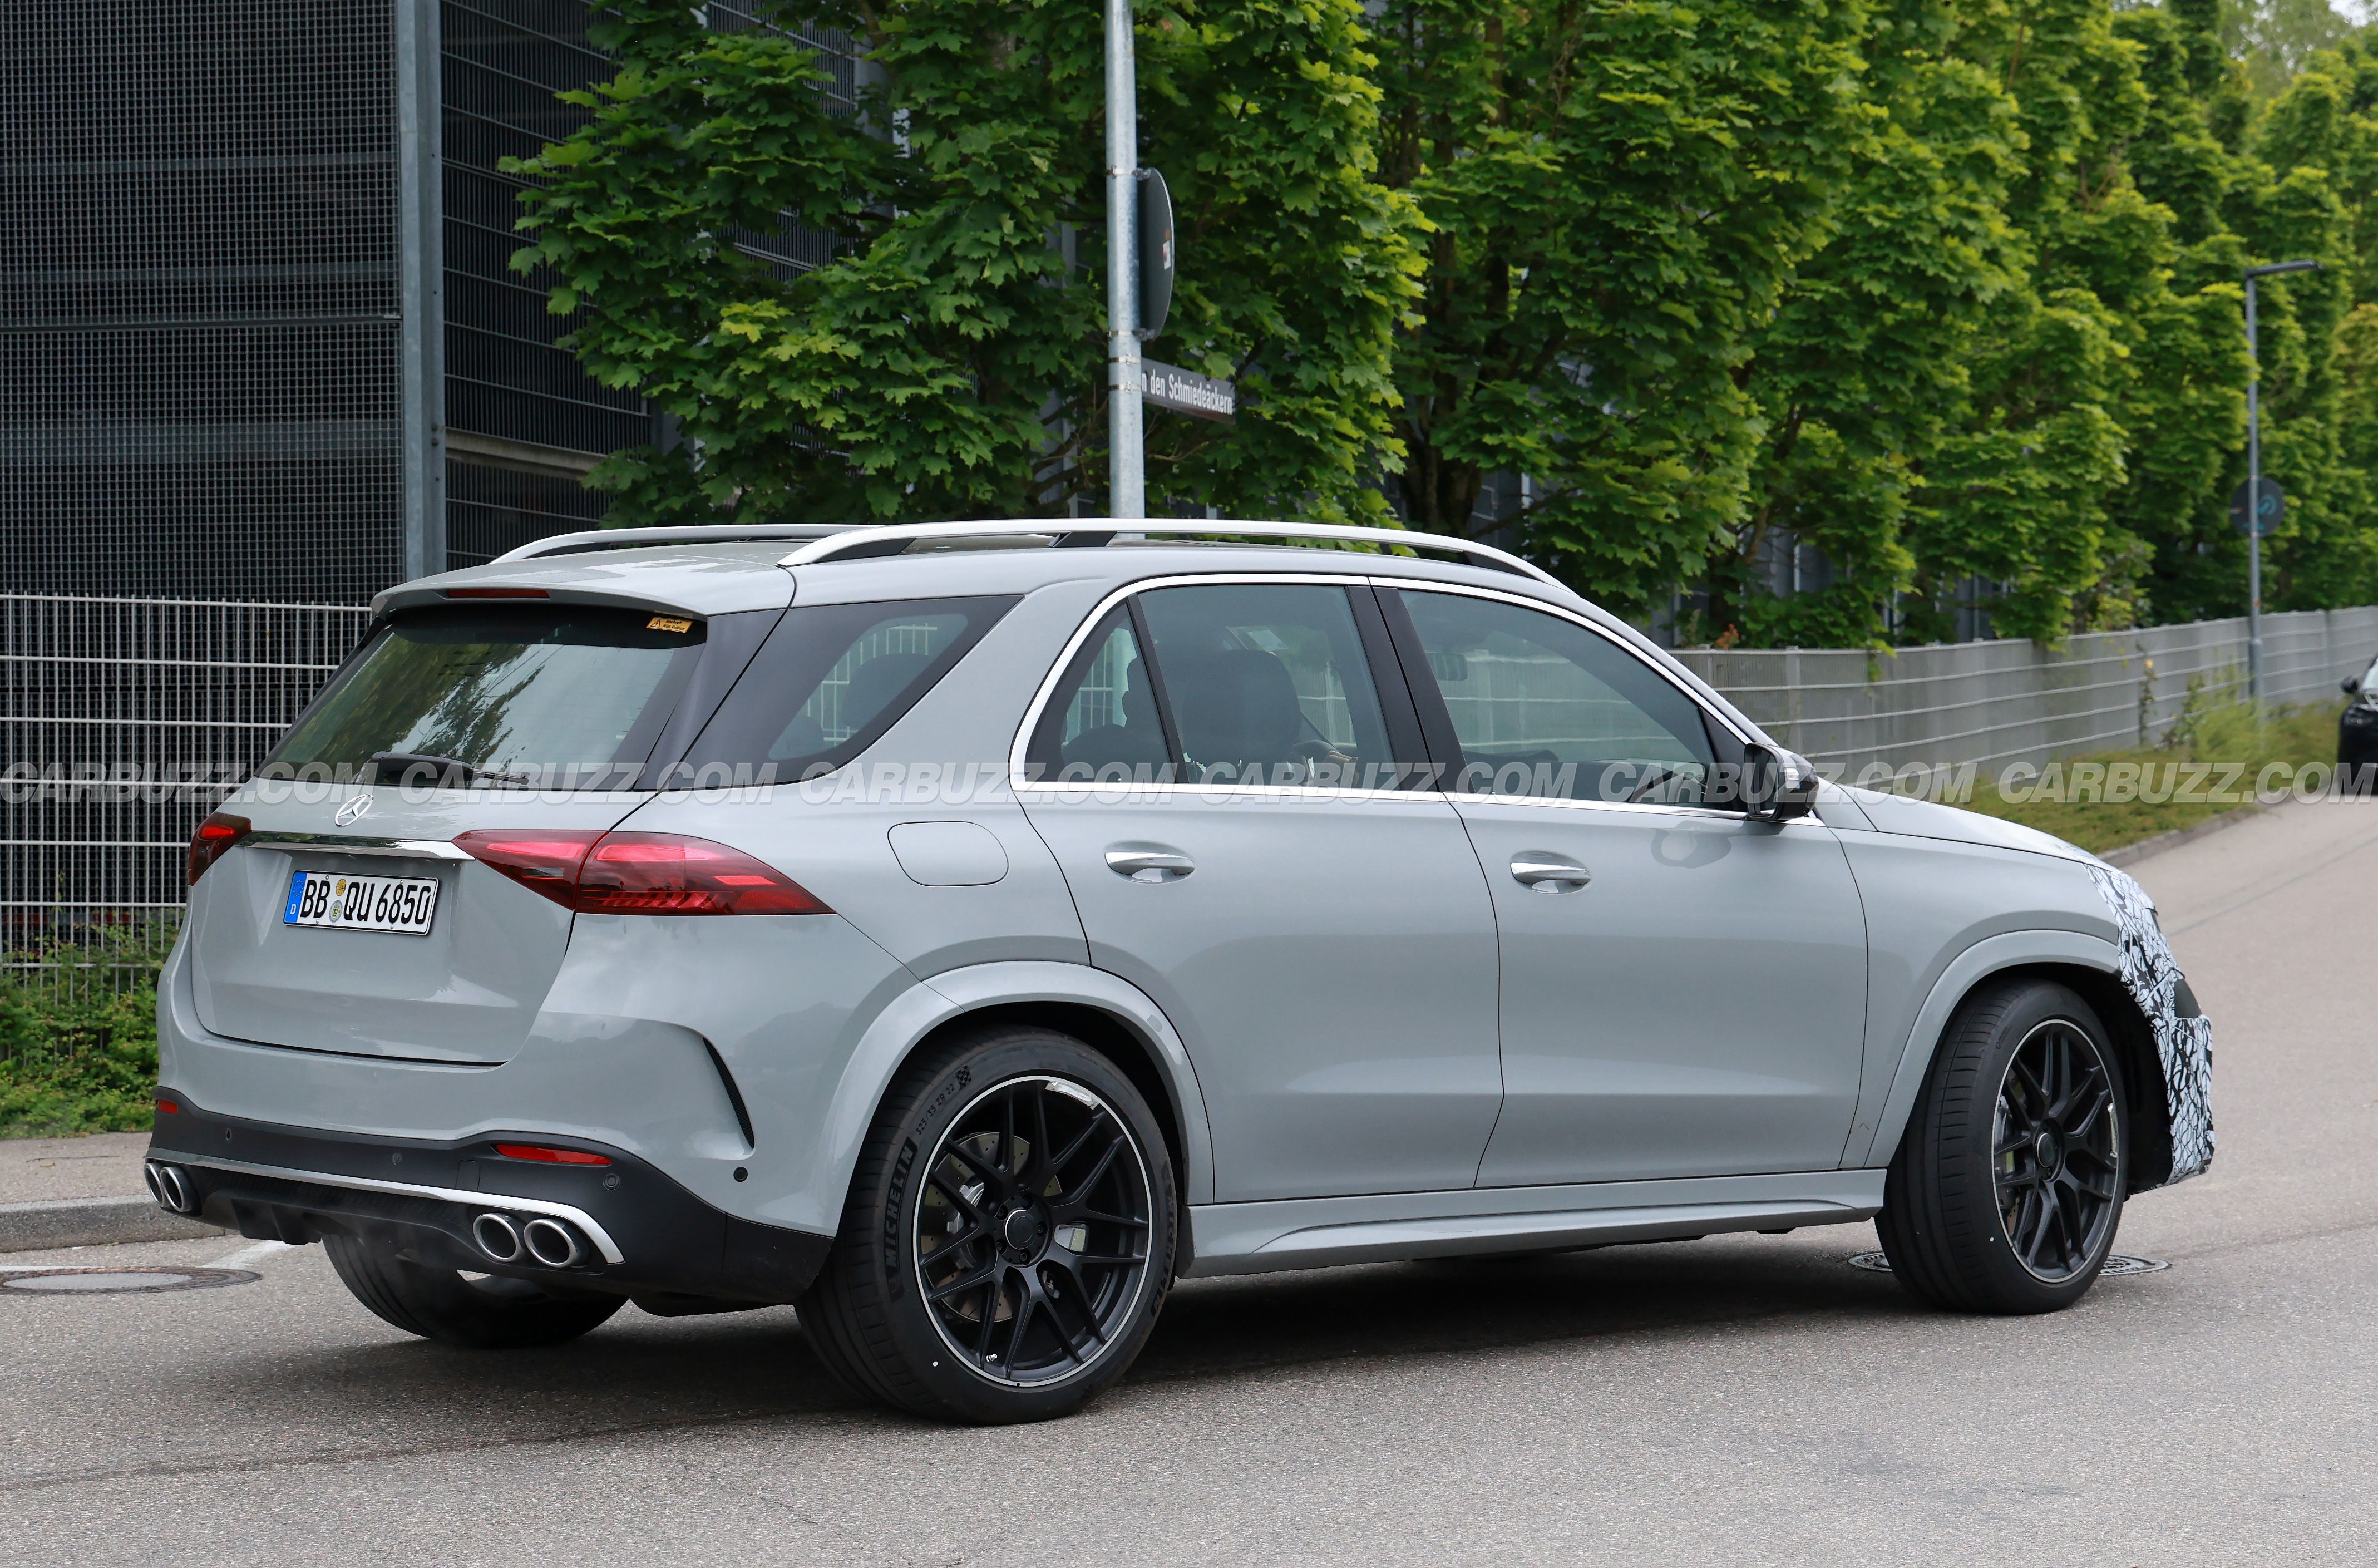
1016;576;1504;1202
1382;584;1870;1186
189;600;761;1063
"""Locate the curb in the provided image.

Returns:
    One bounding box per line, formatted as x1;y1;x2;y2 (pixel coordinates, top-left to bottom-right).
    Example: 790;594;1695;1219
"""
2099;803;2266;869
0;1195;225;1253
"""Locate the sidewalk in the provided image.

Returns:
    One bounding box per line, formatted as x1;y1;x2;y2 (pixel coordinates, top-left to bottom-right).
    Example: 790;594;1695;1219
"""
1;1131;152;1204
0;1129;221;1250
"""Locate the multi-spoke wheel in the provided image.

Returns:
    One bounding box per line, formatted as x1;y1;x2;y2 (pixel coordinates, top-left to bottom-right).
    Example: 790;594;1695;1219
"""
914;1075;1155;1385
1991;1020;2122;1281
800;1025;1178;1423
1878;978;2130;1314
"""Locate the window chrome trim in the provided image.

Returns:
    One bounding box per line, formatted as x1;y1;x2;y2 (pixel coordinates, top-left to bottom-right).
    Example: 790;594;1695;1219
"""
170;1152;626;1263
1008;571;1395;798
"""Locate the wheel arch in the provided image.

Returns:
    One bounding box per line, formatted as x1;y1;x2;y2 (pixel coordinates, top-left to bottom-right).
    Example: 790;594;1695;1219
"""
1853;931;2173;1187
808;963;1216;1253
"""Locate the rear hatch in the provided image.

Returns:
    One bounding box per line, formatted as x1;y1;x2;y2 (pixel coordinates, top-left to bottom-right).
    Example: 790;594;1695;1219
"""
189;598;766;1063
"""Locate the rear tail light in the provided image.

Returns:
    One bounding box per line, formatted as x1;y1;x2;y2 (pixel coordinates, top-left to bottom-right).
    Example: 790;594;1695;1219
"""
187;812;252;884
451;829;602;907
453;829;828;916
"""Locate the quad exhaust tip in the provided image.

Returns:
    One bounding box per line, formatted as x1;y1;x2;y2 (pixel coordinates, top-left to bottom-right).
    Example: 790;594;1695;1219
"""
144;1161;198;1216
471;1212;524;1264
472;1211;589;1270
521;1216;587;1269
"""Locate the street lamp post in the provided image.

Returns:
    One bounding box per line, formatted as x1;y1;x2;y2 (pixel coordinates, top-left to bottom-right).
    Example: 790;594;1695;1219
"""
1104;0;1143;520
2243;259;2321;701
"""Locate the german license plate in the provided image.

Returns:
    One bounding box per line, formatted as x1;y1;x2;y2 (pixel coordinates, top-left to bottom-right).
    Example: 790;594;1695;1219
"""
283;870;439;935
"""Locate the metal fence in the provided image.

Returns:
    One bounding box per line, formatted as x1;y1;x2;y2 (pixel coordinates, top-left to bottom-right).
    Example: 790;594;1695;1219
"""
1675;607;2378;780
2;594;372;1008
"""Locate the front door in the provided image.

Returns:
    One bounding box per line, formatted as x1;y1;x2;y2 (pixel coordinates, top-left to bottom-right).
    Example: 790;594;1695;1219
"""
1018;578;1504;1202
1385;585;1869;1187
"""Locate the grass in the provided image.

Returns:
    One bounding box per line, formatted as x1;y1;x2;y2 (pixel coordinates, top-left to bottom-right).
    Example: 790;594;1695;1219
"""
1958;695;2345;855
0;929;166;1140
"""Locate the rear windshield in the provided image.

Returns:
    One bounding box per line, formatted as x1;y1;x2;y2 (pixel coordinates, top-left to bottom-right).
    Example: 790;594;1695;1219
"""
269;604;707;787
676;595;1015;782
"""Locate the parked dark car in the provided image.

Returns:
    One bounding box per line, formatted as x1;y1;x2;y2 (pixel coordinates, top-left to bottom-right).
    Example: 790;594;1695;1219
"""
2341;655;2378;792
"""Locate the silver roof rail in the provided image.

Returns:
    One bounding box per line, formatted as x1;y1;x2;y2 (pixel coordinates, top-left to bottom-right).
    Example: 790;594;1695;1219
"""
775;517;1563;586
492;523;862;563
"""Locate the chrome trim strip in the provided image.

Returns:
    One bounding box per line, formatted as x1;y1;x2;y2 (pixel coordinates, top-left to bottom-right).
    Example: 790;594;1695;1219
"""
779;517;1565;586
169;1153;626;1264
246;832;471;862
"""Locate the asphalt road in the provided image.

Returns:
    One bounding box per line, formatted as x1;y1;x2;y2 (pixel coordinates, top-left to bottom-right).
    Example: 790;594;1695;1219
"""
4;802;2374;1566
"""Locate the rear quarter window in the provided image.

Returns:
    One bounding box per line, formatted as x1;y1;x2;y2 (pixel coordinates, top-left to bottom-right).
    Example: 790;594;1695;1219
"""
675;596;1016;782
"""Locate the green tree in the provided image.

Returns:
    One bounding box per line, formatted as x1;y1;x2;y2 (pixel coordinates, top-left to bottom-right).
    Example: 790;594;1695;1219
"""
1370;0;1873;622
506;1;1423;527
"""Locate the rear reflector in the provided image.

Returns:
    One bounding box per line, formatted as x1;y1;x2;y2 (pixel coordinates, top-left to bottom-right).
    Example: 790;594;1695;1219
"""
493;1143;611;1166
187;811;252;885
155;1097;181;1116
443;586;550;599
453;829;829;916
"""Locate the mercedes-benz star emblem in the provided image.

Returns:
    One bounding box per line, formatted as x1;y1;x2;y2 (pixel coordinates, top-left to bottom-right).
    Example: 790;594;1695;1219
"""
334;796;371;826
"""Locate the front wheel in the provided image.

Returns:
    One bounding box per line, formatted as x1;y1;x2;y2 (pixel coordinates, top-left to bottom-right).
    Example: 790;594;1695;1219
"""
800;1025;1177;1423
1877;978;2128;1314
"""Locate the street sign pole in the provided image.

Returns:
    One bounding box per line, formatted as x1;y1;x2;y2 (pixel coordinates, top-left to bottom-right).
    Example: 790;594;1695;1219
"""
2246;273;2262;701
1105;0;1143;520
2242;258;2321;702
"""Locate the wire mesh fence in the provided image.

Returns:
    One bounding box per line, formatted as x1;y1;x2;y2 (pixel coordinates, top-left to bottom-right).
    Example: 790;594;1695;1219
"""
1674;608;2378;780
2;594;372;1028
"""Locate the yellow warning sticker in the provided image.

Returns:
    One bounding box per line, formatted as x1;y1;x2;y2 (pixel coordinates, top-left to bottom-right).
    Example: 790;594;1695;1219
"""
648;615;693;633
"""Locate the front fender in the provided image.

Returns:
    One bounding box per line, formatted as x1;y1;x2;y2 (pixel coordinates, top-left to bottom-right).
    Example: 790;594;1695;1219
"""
1847;928;2124;1170
803;961;1218;1224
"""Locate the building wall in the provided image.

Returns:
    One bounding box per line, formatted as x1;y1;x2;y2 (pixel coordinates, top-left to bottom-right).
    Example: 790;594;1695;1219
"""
0;2;407;603
0;3;856;600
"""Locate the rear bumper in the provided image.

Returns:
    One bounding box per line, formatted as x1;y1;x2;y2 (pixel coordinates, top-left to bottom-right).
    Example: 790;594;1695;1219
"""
147;1096;831;1305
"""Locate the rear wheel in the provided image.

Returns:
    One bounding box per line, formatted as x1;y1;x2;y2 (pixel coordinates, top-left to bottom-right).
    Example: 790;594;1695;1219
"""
1878;978;2128;1314
800;1025;1177;1423
324;1231;623;1348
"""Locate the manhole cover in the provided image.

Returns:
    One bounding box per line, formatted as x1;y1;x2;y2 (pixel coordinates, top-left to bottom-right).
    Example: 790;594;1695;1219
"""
1846;1251;2168;1278
0;1267;260;1296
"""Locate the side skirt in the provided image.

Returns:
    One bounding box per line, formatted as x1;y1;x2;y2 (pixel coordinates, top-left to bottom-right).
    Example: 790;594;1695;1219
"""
1184;1170;1886;1278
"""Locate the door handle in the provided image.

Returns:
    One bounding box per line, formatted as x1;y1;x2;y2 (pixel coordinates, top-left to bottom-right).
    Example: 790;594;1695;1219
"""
1511;853;1590;891
1106;847;1195;883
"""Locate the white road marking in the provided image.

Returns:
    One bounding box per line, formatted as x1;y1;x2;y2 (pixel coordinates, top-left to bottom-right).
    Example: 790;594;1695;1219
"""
209;1239;296;1269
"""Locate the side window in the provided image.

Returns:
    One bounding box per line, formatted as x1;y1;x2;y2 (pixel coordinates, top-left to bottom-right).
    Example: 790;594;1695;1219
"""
681;595;1014;781
1397;589;1718;803
1136;583;1397;788
1027;605;1175;781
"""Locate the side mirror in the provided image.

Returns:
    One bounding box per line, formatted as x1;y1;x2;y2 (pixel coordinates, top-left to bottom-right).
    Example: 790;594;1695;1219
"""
1743;743;1820;821
2345;676;2361;695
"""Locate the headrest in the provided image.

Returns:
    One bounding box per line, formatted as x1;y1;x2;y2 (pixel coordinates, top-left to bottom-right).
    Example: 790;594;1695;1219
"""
1168;647;1305;763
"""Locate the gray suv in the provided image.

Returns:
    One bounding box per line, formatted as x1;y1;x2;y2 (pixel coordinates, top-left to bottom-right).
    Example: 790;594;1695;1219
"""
148;520;2214;1423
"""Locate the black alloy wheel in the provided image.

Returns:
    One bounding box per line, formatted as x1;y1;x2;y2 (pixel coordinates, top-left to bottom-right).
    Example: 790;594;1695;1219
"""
799;1025;1178;1423
914;1074;1155;1386
1992;1019;2121;1282
1878;977;2130;1314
